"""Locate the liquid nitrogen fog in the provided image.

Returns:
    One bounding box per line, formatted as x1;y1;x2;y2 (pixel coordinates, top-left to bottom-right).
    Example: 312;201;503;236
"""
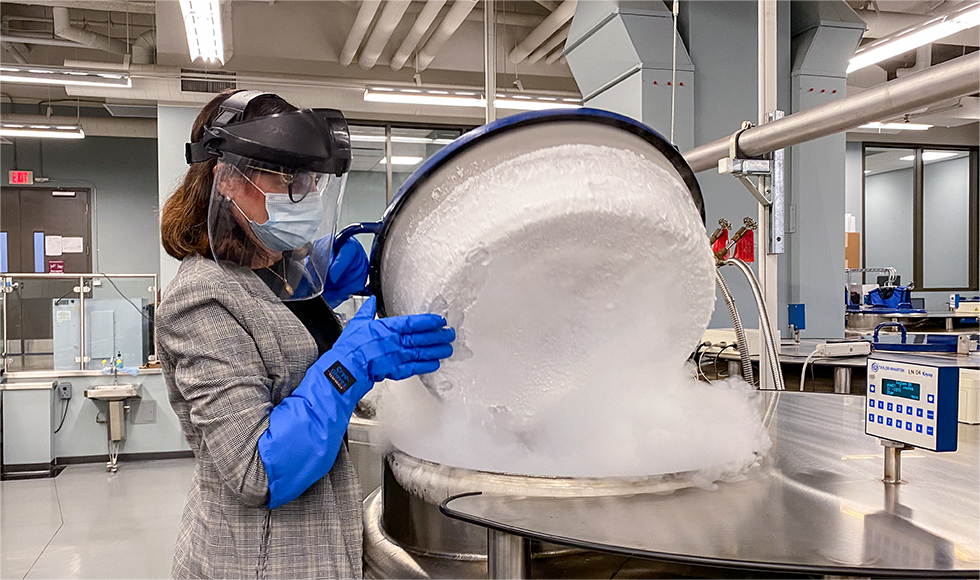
374;141;771;480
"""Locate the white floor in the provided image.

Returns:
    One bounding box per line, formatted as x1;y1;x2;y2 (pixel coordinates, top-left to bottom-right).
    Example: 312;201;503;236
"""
1;458;196;580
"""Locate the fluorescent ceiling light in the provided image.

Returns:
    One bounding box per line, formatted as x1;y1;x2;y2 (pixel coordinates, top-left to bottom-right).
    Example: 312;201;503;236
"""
899;151;960;161
364;88;582;111
0;65;131;88
0;123;85;139
350;134;455;145
847;5;980;73
379;156;424;166
179;0;225;65
857;122;932;131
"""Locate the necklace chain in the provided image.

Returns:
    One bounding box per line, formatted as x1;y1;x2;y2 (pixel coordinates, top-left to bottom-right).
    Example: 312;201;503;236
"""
264;264;294;296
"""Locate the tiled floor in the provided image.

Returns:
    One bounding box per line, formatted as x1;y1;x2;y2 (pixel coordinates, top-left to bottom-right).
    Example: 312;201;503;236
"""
1;458;196;579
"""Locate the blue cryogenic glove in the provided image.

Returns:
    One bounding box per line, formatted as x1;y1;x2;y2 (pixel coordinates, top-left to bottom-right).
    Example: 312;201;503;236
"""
312;235;369;308
258;296;454;508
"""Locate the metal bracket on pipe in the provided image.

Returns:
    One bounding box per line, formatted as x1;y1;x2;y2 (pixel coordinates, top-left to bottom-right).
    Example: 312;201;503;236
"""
718;121;772;206
717;114;786;255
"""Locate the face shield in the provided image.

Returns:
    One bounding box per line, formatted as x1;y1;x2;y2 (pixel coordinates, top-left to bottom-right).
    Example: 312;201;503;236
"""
186;91;352;301
208;154;347;301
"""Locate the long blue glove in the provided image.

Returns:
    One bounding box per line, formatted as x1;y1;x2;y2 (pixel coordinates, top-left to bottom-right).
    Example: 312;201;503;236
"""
258;296;454;508
312;236;369;308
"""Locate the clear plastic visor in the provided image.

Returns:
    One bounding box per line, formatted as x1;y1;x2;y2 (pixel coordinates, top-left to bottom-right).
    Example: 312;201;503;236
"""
207;155;347;301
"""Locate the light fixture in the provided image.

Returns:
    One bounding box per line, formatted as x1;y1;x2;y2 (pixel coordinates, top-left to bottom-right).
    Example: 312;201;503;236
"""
847;4;980;74
179;0;225;65
0;65;131;88
856;122;933;131
0;123;85;139
899;151;960;161
350;134;455;145
364;88;581;111
379;156;424;166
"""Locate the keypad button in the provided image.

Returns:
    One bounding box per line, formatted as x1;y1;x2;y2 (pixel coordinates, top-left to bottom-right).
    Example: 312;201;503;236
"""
886;418;893;426
906;423;912;431
927;426;934;436
897;404;903;413
869;413;875;422
927;410;934;420
917;408;923;417
878;416;884;424
896;420;903;429
879;401;885;409
916;424;922;433
870;385;876;392
869;399;875;408
887;403;893;411
906;407;913;416
927;394;935;403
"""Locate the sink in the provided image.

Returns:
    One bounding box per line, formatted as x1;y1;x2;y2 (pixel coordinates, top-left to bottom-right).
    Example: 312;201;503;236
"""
84;384;139;401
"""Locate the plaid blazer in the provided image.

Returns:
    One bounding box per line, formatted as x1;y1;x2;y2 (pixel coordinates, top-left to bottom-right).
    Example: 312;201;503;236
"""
157;255;362;579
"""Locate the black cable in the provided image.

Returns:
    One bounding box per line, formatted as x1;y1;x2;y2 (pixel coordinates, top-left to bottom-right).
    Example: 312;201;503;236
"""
98;275;153;324
714;344;738;379
53;396;70;433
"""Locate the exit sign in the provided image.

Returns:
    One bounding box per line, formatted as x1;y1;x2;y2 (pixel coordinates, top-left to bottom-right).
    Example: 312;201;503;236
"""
8;170;33;185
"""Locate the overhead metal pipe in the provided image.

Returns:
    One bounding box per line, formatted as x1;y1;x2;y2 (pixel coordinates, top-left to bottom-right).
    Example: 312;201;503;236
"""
2;42;29;64
390;0;446;71
527;23;568;64
683;51;980;173
0;33;84;48
52;7;128;54
508;0;576;64
340;0;381;67
417;0;478;71
359;0;412;69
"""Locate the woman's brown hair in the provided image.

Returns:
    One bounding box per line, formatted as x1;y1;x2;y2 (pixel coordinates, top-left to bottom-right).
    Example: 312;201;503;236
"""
160;89;297;260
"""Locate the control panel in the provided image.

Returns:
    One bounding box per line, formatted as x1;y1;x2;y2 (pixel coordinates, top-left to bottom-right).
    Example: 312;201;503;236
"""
866;357;959;452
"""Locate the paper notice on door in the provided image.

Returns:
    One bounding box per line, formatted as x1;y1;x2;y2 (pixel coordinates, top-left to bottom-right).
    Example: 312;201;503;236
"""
62;237;84;253
45;235;63;256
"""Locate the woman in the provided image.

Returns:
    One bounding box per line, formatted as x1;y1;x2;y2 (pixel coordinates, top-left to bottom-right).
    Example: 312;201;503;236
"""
157;89;454;579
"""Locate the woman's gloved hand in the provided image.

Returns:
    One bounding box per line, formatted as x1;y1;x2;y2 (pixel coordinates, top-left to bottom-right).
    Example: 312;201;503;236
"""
258;296;454;508
312;236;369;308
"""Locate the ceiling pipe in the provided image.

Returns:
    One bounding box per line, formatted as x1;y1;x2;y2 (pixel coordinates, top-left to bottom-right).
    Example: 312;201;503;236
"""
464;11;545;27
527;23;568;64
508;0;576;64
544;44;565;65
534;0;559;10
52;7;128;54
416;0;478;71
0;33;84;47
359;0;412;69
2;42;29;64
390;0;446;71
683;51;980;173
131;29;155;65
340;0;382;66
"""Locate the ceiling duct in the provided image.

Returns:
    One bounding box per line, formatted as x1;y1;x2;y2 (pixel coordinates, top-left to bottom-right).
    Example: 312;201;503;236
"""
52;6;128;54
103;103;157;118
417;0;478;70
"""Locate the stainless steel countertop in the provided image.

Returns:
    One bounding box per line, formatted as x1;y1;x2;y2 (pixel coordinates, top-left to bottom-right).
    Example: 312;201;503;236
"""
442;392;979;577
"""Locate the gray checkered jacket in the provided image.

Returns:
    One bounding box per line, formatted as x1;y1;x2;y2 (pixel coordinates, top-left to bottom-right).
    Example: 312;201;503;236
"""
157;255;363;579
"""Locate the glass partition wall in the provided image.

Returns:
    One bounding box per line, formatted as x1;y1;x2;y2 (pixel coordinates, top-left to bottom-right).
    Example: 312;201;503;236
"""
862;145;978;291
1;273;158;373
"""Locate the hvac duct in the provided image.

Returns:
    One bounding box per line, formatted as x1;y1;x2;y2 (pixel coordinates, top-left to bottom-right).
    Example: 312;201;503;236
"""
1;42;29;63
359;0;412;69
416;0;478;70
0;33;85;48
52;7;128;54
509;0;576;63
527;24;568;64
340;0;381;67
132;30;155;65
390;0;446;71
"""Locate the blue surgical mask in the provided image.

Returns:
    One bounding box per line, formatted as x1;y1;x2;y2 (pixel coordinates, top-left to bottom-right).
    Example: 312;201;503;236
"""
245;193;324;252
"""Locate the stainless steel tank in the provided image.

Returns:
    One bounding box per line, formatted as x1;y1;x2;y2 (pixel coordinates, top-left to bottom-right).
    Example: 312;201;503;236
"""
363;450;717;579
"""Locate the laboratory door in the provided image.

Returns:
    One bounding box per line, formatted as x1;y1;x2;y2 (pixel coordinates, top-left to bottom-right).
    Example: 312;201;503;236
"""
0;188;92;371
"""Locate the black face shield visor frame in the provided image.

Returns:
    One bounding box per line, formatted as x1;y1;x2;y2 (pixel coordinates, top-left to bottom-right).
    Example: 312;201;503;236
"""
186;108;352;177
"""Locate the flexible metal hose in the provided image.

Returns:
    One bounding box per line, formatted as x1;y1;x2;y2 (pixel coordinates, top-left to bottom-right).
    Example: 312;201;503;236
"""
715;269;755;385
721;258;786;391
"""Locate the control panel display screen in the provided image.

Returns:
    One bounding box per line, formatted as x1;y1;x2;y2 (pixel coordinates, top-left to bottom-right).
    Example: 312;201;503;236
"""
882;378;920;400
